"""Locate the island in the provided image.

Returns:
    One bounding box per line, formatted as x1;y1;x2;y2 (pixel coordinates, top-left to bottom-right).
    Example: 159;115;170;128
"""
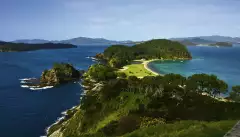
0;41;77;52
209;42;233;47
22;63;84;89
47;39;240;137
175;38;233;47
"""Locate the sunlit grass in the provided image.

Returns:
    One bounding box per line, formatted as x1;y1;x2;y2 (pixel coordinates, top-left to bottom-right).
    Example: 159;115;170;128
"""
123;120;237;137
120;63;156;78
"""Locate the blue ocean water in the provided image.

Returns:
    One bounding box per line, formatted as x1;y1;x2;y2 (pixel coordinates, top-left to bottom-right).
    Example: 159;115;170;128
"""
0;45;240;137
0;46;107;137
149;45;240;88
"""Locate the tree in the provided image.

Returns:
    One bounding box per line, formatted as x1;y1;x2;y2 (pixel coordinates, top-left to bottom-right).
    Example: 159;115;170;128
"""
232;86;240;93
186;74;228;96
117;72;127;79
128;76;141;89
162;73;186;87
86;64;117;81
229;85;240;102
109;57;128;68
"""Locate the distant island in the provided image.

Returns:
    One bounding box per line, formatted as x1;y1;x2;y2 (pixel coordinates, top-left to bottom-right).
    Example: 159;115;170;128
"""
176;38;233;47
209;42;233;47
0;41;77;52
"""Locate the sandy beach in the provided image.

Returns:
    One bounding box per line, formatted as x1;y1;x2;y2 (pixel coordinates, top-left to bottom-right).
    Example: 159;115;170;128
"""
142;59;164;76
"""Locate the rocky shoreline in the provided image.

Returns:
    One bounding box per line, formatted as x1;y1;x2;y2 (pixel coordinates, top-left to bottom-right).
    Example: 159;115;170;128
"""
46;75;104;137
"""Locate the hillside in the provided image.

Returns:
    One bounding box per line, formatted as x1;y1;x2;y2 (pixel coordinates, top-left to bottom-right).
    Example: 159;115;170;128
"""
102;39;192;68
47;65;240;137
0;41;76;52
47;39;240;137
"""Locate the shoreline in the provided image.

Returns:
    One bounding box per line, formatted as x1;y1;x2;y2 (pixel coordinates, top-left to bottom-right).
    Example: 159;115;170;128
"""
142;58;191;77
142;59;163;76
45;105;79;136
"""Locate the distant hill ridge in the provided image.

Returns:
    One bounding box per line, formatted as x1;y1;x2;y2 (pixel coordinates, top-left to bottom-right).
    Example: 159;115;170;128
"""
8;35;240;46
11;37;135;46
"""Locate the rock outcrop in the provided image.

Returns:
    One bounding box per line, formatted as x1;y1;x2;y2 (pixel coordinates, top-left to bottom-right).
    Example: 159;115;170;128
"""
40;63;83;86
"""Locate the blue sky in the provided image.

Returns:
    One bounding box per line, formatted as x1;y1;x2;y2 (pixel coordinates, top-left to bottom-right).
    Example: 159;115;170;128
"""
1;0;240;41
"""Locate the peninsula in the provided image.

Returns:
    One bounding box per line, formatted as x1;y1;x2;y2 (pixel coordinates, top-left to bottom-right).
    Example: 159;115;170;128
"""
46;39;240;137
0;41;77;52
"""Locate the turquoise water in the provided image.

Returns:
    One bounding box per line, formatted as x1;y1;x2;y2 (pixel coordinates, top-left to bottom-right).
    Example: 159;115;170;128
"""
148;46;240;87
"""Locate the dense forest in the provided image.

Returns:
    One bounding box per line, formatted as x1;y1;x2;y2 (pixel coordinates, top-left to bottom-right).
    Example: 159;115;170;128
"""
0;41;76;52
48;63;240;137
99;39;192;68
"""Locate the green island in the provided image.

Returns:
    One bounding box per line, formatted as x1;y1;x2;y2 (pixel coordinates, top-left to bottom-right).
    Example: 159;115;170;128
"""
22;63;84;88
47;39;240;137
0;41;76;52
209;42;233;47
40;63;84;86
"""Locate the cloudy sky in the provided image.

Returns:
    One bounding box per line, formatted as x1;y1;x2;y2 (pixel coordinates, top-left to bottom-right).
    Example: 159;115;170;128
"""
1;0;240;41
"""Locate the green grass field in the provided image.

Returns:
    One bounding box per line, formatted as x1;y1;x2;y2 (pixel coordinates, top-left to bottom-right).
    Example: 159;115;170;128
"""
120;63;156;78
123;120;237;137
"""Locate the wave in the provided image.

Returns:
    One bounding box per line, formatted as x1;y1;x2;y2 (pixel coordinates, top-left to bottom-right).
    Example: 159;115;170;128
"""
86;56;98;61
19;78;37;81
29;86;54;90
44;105;78;136
192;58;204;61
20;84;54;90
20;77;53;91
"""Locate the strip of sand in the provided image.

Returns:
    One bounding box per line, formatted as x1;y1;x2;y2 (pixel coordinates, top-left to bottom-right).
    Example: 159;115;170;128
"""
142;59;164;76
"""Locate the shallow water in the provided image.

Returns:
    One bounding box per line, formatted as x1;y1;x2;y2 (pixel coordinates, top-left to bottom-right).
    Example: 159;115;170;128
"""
149;46;240;87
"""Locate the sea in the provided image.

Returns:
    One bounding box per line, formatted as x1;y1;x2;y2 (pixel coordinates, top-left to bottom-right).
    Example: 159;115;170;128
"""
0;45;240;137
148;45;240;88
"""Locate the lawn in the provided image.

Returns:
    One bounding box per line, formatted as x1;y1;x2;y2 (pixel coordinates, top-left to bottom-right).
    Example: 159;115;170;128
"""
120;62;156;78
123;120;237;137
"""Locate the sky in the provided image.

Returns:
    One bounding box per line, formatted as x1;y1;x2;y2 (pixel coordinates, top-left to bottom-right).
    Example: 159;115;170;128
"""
0;0;240;41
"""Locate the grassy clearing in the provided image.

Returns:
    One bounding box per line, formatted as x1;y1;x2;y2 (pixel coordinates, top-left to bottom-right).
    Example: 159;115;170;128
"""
119;63;156;78
123;120;237;137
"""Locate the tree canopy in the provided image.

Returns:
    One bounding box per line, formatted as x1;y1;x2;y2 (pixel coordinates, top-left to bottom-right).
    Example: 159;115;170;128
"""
85;64;117;81
102;39;192;68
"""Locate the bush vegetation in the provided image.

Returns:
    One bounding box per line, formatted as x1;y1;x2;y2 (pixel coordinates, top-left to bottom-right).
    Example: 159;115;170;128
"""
102;39;192;68
53;64;240;137
48;40;240;137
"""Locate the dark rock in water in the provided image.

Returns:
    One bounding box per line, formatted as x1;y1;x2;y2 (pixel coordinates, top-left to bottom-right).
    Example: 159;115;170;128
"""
95;53;104;59
40;63;81;86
